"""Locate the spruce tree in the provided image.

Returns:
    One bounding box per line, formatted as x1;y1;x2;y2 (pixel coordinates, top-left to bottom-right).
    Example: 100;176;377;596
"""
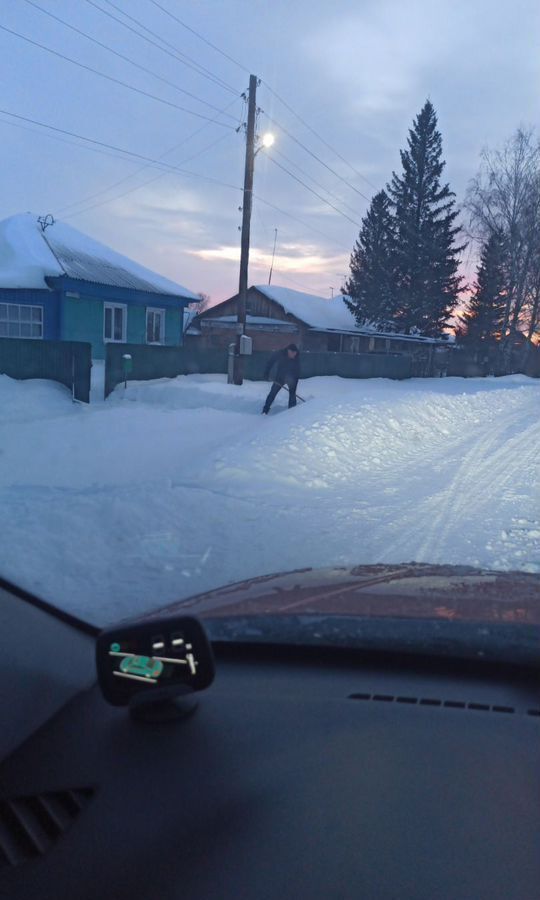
344;190;395;327
387;100;463;335
460;231;507;347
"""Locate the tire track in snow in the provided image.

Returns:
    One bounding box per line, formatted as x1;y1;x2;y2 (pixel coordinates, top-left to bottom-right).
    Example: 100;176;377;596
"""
379;400;540;566
417;413;540;562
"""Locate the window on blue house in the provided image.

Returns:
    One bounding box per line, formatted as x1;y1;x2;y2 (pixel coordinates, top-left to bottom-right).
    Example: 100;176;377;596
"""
146;308;165;344
104;303;127;343
0;303;43;339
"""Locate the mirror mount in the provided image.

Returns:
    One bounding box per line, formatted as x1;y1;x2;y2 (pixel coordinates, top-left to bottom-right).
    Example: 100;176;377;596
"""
129;684;199;723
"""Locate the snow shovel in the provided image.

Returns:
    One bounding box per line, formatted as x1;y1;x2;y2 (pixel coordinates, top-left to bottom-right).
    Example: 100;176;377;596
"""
274;382;307;403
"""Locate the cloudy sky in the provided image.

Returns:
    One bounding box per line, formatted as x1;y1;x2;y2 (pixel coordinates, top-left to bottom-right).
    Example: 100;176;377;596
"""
1;0;539;302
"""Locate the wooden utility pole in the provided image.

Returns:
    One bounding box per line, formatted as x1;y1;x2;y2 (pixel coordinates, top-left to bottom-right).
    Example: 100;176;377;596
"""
233;74;257;385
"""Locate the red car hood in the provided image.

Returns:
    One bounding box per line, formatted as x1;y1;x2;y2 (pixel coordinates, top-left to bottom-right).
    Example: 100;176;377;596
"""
158;563;540;625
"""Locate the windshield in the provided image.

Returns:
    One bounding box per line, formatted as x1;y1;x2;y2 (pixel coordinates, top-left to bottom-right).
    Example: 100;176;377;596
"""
1;1;539;641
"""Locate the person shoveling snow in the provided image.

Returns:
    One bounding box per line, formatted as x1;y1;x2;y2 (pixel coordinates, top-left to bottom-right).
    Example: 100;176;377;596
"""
262;343;301;414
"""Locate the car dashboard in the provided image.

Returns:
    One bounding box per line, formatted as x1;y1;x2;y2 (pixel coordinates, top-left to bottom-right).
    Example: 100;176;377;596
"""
0;582;539;900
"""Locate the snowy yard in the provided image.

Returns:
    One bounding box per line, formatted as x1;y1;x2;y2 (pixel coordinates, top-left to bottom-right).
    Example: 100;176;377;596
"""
1;367;539;626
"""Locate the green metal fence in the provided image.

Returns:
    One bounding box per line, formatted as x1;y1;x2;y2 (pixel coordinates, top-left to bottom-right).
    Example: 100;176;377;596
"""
105;343;411;397
0;338;92;402
295;350;411;380
104;343;227;397
448;346;540;378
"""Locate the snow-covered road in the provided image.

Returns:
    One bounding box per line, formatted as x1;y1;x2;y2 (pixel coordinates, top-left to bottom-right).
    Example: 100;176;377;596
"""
1;370;539;625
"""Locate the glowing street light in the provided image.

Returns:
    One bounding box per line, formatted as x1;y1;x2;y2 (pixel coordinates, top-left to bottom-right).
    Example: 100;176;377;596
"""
253;132;275;160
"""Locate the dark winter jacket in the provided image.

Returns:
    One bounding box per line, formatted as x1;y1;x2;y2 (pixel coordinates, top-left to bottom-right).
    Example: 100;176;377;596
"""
264;345;301;387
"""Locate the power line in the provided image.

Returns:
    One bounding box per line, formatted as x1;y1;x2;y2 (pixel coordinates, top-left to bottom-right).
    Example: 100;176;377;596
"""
271;118;441;289
249;138;352;250
57;134;220;215
87;0;379;218
261;81;378;192
56;96;242;215
262;110;372;204
0;24;237;127
139;4;378;204
267;101;464;264
272;148;364;220
266;155;362;227
146;0;250;74
97;1;378;212
254;193;352;253
0;113;147;167
63;130;235;219
1;109;351;258
86;0;237;95
0;108;242;190
21;0;239;121
103;0;237;92
2;107;348;255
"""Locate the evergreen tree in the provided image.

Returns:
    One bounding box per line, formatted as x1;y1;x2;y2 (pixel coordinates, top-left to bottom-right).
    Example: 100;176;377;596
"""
387;100;463;335
344;190;395;327
460;231;507;346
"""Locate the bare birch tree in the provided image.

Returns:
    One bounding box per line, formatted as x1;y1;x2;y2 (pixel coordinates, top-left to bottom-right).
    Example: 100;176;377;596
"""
465;128;540;369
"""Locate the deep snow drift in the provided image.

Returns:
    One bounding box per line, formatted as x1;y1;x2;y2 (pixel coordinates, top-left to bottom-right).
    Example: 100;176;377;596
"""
1;369;539;626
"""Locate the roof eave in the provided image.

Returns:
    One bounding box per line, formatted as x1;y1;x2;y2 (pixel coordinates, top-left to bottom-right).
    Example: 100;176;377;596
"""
45;275;195;304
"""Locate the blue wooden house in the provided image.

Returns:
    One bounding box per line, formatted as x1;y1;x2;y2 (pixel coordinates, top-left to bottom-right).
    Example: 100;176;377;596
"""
0;213;199;358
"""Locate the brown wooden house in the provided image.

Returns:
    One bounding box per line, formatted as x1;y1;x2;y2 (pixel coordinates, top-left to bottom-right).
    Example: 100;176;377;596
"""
187;285;454;371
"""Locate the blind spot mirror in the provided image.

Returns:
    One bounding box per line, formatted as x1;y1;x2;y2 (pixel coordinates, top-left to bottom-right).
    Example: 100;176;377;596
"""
96;615;215;722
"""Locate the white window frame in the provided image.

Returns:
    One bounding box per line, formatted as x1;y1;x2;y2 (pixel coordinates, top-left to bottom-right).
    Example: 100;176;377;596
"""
103;302;127;343
0;303;43;339
146;307;166;345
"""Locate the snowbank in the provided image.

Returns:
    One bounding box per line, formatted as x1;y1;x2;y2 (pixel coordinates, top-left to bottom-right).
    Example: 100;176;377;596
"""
0;371;538;626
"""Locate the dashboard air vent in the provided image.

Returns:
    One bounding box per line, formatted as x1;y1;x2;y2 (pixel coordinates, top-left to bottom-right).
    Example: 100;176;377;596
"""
0;787;95;867
349;693;540;718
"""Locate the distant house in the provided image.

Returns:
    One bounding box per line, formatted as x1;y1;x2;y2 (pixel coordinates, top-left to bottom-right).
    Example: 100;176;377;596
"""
0;213;199;358
498;326;540;377
451;325;540;377
189;285;453;362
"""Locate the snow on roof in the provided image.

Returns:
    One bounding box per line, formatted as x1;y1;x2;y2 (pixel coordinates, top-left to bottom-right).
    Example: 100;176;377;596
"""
0;213;198;299
254;284;356;332
253;285;449;343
